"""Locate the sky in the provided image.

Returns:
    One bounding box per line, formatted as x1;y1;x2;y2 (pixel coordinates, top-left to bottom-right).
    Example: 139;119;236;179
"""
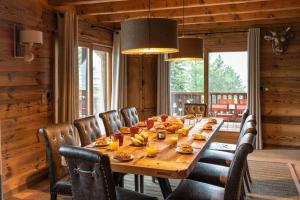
209;51;248;88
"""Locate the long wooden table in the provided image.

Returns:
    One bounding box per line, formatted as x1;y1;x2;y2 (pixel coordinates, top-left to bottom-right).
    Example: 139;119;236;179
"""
86;118;224;198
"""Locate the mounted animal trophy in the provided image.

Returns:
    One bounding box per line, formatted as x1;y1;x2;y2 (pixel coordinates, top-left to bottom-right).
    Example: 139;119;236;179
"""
264;27;294;55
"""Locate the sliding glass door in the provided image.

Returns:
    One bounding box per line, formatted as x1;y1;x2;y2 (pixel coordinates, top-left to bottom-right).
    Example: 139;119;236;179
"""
78;46;89;117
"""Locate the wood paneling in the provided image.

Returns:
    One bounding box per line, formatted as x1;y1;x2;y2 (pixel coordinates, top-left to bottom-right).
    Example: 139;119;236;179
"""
0;0;55;196
260;23;300;147
127;55;157;120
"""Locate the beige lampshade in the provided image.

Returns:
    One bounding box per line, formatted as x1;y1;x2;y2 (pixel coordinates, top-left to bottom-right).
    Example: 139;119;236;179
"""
166;37;203;61
20;30;43;45
121;18;179;54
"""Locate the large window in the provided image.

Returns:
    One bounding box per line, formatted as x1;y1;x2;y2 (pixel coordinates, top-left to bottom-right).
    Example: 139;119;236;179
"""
169;51;248;129
78;45;111;117
170;61;204;116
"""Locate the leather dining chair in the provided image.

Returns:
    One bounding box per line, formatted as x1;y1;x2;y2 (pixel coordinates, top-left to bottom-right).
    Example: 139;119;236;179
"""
120;106;139;127
39;123;78;200
99;110;123;136
187;123;257;189
59;146;158;200
184;103;207;117
74;115;102;147
166;132;256;200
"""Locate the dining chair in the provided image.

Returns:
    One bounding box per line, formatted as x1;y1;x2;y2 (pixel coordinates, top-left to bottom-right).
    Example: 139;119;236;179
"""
59;146;158;200
120;106;139;127
39;123;77;200
187;123;257;188
120;106;145;193
74;115;102;146
184;103;207;117
166;132;256;200
99;110;123;136
207;109;251;153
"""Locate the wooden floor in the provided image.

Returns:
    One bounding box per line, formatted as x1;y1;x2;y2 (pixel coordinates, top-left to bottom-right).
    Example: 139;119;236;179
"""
7;147;300;200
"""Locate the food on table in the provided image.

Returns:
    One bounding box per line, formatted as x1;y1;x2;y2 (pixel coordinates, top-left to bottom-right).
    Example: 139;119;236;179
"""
120;126;130;133
185;114;195;119
165;125;178;133
149;116;160;121
208;118;218;124
154;123;165;129
178;144;193;153
137;121;146;127
202;124;213;130
167;117;184;129
145;145;158;157
192;133;207;140
130;132;149;146
176;127;189;136
108;140;119;151
162;121;171;127
94;137;108;145
113;152;132;161
156;129;167;140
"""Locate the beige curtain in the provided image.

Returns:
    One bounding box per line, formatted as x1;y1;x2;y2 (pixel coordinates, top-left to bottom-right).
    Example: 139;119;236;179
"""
157;55;170;115
247;28;263;149
54;12;80;143
111;31;127;110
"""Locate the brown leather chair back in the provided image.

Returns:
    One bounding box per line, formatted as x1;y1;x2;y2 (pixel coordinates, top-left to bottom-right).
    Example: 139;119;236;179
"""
224;132;255;200
39;123;77;188
59;146;116;200
184;103;207;117
99;110;122;136
74;116;102;146
240;108;249;132
120;106;139;127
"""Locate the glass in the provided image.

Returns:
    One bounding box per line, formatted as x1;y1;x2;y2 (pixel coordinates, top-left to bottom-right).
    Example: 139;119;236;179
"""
208;52;248;130
113;133;124;146
108;137;119;151
167;134;178;147
145;142;158;157
170;60;204;116
146;119;154;130
130;126;140;137
78;47;89;117
93;50;108;114
161;114;168;122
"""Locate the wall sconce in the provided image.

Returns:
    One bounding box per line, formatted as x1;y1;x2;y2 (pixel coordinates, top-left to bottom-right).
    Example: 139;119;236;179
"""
14;24;43;62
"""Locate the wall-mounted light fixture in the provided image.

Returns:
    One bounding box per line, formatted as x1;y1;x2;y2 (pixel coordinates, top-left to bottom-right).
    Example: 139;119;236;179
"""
14;24;43;62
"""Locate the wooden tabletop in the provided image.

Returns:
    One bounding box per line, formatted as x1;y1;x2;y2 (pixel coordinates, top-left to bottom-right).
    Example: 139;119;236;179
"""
86;118;224;179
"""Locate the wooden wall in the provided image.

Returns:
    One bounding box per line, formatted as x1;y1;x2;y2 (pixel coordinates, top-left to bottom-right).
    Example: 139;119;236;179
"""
260;23;300;147
0;0;56;195
0;0;113;196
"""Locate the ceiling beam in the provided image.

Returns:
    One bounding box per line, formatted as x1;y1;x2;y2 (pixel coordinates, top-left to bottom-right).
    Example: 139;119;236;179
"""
48;0;127;6
89;0;300;23
77;0;271;16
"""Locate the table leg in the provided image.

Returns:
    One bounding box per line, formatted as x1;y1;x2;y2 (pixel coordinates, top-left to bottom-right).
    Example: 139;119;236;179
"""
157;177;172;199
140;175;144;193
134;174;139;192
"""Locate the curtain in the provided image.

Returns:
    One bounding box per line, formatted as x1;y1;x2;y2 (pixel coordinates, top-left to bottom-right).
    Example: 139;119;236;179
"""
54;12;80;144
157;55;171;115
111;31;127;110
247;28;263;149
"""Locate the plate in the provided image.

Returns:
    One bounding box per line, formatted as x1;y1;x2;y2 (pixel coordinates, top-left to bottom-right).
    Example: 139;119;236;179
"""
92;142;110;147
113;154;134;162
192;134;207;140
175;147;194;154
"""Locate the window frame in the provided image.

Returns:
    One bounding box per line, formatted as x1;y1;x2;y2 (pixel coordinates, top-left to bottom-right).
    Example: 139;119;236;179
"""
78;41;112;116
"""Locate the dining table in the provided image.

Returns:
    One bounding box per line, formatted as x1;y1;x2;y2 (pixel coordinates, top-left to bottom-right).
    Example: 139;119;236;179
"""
86;117;224;199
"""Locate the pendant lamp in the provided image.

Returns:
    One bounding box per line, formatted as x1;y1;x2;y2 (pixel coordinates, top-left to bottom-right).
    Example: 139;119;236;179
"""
166;0;203;61
120;0;178;55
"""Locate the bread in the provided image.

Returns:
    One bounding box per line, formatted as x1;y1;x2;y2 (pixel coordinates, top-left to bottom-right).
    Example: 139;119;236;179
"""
208;118;217;124
120;127;130;133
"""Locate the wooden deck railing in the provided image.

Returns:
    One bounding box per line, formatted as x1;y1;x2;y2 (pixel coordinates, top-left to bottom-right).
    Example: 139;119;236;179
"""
171;92;247;122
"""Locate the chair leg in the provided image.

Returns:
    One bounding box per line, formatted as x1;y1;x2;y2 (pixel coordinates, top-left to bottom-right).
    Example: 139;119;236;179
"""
244;172;251;193
152;177;156;183
246;161;252;184
134;174;139;192
50;193;57;200
140;175;144;193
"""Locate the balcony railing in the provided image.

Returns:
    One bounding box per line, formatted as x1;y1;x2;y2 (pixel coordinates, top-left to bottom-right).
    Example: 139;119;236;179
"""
171;92;247;124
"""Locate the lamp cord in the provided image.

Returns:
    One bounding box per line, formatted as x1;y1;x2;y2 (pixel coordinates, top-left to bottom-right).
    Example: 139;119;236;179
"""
182;0;185;37
148;0;151;49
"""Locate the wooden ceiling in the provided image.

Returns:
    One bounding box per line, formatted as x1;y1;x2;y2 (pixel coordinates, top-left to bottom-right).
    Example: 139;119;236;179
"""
48;0;300;33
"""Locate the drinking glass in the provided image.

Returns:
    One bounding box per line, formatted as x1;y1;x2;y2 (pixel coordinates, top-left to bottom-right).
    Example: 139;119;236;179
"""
108;137;119;151
145;142;158;157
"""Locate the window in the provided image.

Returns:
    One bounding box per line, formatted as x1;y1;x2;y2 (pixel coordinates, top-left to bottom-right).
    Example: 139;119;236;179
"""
170;61;204;116
78;45;111;117
208;52;248;127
